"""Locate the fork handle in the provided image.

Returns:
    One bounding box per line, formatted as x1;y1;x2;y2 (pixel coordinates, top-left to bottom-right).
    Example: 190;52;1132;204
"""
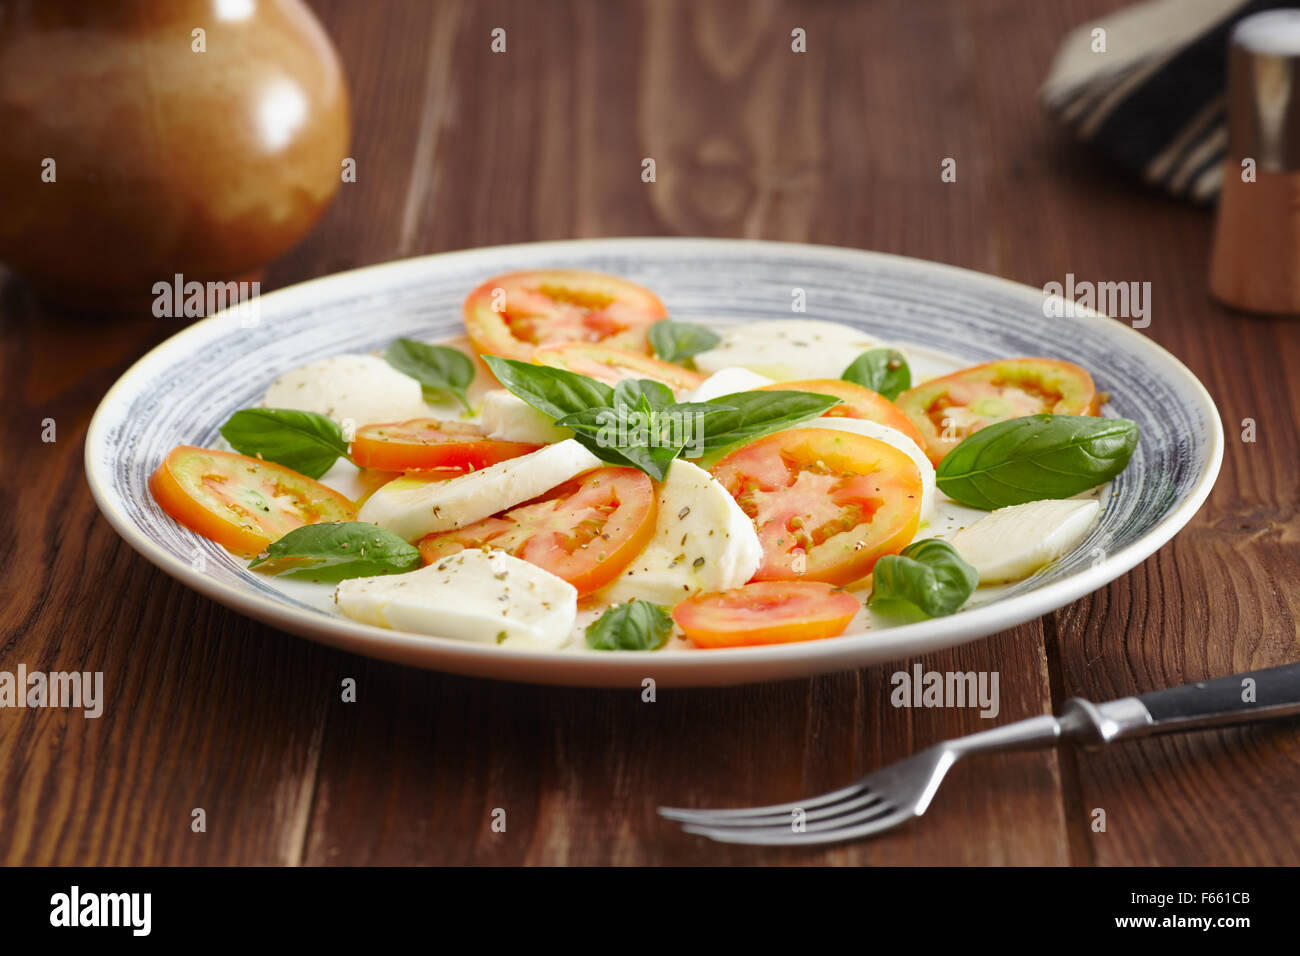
1137;661;1300;733
1062;662;1300;747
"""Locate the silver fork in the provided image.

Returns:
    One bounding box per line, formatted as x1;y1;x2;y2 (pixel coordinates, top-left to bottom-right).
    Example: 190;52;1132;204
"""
660;662;1300;846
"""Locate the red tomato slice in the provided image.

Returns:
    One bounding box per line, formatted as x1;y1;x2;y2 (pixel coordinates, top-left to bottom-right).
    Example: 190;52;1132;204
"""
149;445;356;557
350;418;539;472
418;467;656;595
533;342;703;391
464;269;667;361
757;379;927;449
895;358;1100;464
710;428;922;585
673;581;860;648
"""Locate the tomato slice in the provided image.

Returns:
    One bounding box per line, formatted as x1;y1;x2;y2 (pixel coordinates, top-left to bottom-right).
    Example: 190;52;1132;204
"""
756;379;927;449
350;418;539;473
417;467;656;595
533;342;703;391
710;428;922;585
673;581;860;648
149;445;356;557
895;358;1100;465
464;269;667;361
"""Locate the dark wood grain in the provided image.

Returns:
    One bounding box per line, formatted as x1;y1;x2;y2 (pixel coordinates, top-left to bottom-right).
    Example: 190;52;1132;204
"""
1;0;1296;866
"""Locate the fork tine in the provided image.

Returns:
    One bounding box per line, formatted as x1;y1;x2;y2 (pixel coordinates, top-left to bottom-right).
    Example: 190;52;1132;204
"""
658;779;866;823
686;796;895;838
665;788;883;829
681;807;914;846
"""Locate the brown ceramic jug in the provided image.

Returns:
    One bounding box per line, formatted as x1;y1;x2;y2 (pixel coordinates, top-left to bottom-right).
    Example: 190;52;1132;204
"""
0;0;350;309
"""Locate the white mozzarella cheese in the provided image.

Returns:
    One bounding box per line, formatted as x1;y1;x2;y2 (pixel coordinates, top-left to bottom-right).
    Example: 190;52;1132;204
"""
685;367;776;403
693;319;885;380
357;439;601;541
789;418;937;521
335;549;577;649
599;459;762;607
946;498;1101;584
479;389;572;444
262;354;430;429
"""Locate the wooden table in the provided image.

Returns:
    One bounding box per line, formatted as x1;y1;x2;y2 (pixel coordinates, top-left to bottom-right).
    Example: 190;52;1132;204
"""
2;0;1297;866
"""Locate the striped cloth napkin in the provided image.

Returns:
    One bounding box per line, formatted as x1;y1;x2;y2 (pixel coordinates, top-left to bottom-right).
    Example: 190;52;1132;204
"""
1041;0;1290;202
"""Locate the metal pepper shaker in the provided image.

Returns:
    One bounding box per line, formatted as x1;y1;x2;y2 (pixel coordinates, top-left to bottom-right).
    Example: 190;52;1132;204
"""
1209;9;1300;314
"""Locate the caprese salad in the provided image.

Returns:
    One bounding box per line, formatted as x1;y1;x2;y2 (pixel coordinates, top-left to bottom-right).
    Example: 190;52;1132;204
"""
149;269;1138;652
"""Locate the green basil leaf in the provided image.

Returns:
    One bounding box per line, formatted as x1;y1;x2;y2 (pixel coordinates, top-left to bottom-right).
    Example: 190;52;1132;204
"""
648;320;721;366
483;355;614;421
693;390;841;456
613;377;674;411
557;406;682;480
385;338;475;412
219;408;351;479
248;521;422;582
936;414;1139;510
869;538;978;618
842;348;911;400
585;599;674;651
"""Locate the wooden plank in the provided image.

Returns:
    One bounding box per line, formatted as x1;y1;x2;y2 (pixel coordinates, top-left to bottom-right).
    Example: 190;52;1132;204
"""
0;292;337;864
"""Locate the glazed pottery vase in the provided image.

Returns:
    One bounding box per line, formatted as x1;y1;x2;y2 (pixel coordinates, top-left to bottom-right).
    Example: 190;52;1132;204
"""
0;0;350;309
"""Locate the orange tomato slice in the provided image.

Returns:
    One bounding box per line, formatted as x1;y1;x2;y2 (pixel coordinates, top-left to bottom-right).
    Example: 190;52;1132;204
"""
464;269;667;361
418;467;657;595
673;581;860;648
149;446;356;557
895;358;1100;464
710;427;922;585
532;342;703;391
350;418;539;472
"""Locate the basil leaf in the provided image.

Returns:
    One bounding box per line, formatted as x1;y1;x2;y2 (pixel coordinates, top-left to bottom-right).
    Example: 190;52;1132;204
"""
585;599;674;651
385;338;475;412
483;355;614;421
936;414;1138;510
220;408;351;479
557;406;684;480
648;320;721;366
613;377;674;410
842;348;911;400
248;522;421;582
693;390;841;456
869;538;978;618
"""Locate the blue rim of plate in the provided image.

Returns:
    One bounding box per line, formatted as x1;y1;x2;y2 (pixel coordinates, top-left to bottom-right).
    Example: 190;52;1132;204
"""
84;238;1223;686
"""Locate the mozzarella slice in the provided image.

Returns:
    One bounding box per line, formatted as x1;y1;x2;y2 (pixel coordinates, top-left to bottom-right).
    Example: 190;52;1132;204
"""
947;498;1101;584
357;439;601;541
335;549;577;649
599;459;762;606
263;354;430;429
685;367;776;403
480;389;572;444
694;319;884;380
789;418;936;520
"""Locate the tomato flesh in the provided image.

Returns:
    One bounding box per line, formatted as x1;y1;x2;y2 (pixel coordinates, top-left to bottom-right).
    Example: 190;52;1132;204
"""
711;428;922;586
757;379;927;449
418;467;656;595
464;269;667;361
673;581;860;648
896;358;1099;464
350;418;539;473
149;445;356;557
533;342;703;391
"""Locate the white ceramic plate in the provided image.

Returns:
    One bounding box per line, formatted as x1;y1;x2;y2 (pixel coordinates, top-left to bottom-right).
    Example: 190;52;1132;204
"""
85;238;1223;687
